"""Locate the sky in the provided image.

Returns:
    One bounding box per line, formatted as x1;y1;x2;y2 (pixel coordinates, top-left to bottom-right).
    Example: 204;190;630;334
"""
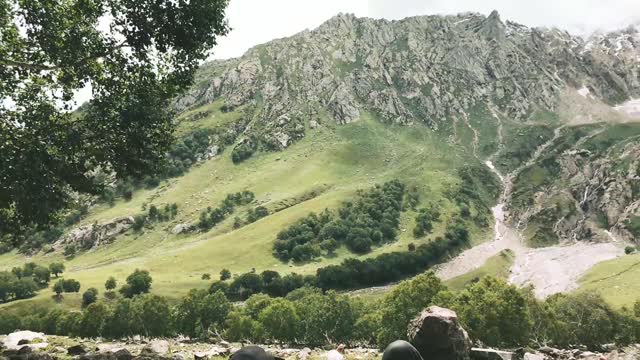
211;0;640;60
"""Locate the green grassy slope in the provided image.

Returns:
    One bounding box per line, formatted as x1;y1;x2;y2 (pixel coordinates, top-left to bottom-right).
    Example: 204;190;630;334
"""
577;253;640;308
0;107;497;311
446;249;515;291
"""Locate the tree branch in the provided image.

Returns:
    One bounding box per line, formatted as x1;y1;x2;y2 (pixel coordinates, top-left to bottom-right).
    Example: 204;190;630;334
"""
0;58;56;71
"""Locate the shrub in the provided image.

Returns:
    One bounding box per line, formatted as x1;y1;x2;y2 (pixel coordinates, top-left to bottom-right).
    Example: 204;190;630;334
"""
82;288;99;308
62;279;81;293
201;273;211;280
105;277;117;291
64;244;77;258
625;246;636;255
220;268;231;281
120;269;152;298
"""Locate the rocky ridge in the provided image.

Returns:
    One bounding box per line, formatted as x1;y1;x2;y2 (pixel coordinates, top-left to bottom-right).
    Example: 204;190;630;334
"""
178;11;638;149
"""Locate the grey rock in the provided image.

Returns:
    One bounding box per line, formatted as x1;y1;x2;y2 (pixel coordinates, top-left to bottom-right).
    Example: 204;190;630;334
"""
54;217;134;250
470;348;513;360
407;306;472;360
171;224;196;235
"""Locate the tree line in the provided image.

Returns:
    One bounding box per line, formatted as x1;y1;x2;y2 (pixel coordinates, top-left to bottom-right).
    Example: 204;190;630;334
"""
3;270;640;351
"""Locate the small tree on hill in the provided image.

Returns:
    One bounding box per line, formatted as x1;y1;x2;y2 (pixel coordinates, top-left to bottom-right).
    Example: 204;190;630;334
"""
120;269;152;298
49;263;65;277
53;280;65;297
62;279;81;293
82;288;99;308
220;269;231;281
105;277;117;291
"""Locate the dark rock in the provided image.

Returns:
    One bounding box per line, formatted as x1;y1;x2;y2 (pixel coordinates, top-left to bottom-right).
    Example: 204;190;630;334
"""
15;341;29;346
68;345;88;356
3;347;53;360
407;306;472;360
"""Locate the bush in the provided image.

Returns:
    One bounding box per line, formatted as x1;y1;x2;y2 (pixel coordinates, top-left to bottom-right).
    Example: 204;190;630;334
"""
62;279;81;293
625;246;636;255
247;206;269;223
220;268;231;281
413;206;441;238
231;140;257;163
120;269;152;298
105;277;117;291
198;191;255;230
64;244;77;258
201;273;211;280
82;288;99;308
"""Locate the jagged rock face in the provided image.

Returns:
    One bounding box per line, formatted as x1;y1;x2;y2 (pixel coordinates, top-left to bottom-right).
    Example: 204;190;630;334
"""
510;134;640;245
53;217;134;250
179;12;638;146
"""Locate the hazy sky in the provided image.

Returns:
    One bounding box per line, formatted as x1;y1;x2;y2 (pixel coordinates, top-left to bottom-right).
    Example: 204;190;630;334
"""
211;0;640;59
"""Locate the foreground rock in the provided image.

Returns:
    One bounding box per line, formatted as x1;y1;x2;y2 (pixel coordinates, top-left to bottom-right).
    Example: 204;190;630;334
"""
408;306;472;360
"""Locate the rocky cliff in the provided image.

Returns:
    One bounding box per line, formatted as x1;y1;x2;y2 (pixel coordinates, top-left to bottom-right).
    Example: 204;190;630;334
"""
178;12;638;144
172;11;640;246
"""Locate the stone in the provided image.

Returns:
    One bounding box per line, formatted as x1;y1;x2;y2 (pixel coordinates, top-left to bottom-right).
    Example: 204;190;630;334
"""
2;332;46;351
523;354;545;360
68;344;88;356
470;348;513;360
171;223;196;235
54;217;134;250
193;352;208;360
407;306;472;360
141;341;170;356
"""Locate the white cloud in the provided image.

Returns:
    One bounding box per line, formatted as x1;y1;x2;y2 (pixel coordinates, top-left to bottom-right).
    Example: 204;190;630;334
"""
211;0;640;60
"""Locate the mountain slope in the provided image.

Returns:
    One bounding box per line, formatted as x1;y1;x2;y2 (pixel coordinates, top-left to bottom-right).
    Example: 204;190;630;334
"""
1;11;640;310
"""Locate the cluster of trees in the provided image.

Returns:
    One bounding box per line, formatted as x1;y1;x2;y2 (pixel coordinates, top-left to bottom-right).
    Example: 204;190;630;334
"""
0;262;66;303
202;222;469;302
316;221;469;290
211;271;315;301
449;166;501;229
413;206;441;238
273;181;406;262
6;270;640;351
198;191;256;230
132;203;179;231
52;279;81;296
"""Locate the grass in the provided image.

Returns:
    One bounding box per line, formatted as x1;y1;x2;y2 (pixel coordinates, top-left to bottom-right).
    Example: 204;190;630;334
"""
445;250;515;291
0;110;494;312
577;253;640;308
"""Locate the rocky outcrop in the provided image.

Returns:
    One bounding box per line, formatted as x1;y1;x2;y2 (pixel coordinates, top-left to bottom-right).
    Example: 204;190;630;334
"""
509;133;640;245
53;217;134;250
407;306;472;360
174;11;638;160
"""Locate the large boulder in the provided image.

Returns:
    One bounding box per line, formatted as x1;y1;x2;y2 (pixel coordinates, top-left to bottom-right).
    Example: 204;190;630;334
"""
2;332;47;351
407;306;472;360
140;341;169;356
